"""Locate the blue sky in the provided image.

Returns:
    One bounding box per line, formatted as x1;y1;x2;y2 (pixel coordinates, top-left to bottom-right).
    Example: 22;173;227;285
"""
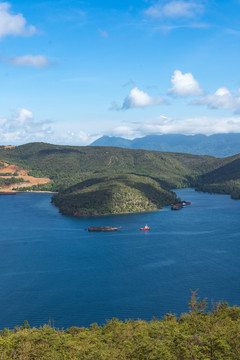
1;0;240;145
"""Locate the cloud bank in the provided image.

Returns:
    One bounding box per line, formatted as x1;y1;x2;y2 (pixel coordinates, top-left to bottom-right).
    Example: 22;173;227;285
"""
107;115;240;138
0;108;52;144
0;109;98;146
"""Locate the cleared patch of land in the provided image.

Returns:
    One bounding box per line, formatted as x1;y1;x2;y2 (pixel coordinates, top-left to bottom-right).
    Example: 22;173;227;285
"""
0;161;51;192
3;145;15;149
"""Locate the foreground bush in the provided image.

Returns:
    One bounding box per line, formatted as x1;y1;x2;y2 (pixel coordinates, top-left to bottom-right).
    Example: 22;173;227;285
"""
1;292;240;359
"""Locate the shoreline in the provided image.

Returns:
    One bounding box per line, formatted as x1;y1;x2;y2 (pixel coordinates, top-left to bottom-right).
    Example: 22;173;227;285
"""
22;191;58;194
68;207;164;218
0;190;58;194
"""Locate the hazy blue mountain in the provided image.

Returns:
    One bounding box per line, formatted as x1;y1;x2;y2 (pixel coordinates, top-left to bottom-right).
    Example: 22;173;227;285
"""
91;133;240;157
91;136;132;148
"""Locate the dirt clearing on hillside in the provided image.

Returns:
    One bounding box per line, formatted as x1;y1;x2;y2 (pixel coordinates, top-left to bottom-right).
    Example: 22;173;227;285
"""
0;162;51;192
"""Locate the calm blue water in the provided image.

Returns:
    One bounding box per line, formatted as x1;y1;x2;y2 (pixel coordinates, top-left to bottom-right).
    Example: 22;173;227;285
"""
0;188;240;329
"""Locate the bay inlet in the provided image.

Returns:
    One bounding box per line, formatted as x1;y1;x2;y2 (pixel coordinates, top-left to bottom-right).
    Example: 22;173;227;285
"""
0;188;240;329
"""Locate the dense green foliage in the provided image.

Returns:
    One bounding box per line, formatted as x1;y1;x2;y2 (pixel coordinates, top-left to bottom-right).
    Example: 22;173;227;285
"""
0;142;212;216
1;142;240;215
0;177;26;187
0;172;18;176
194;154;240;199
52;174;178;216
1;294;240;359
0;142;215;183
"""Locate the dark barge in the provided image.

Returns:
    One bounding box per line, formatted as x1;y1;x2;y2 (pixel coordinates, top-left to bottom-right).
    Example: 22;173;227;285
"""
171;204;183;210
171;200;191;210
88;226;120;232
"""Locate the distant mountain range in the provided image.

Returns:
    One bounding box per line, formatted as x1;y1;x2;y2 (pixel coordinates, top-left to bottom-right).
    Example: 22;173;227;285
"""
90;133;240;157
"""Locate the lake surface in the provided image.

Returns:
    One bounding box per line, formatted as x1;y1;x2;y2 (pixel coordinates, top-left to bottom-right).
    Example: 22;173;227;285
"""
1;188;240;329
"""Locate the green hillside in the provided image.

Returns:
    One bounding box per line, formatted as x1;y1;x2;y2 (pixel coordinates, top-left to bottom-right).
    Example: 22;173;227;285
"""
52;174;178;216
1;142;240;215
0;142;215;180
195;154;240;199
1;294;240;359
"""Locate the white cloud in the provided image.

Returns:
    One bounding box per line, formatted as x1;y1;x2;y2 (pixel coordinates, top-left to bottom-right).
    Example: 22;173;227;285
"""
0;109;98;146
168;70;203;97
98;29;109;37
193;87;240;111
0;2;36;38
146;1;204;19
15;108;33;125
107;115;240;138
137;116;240;135
60;130;96;145
157;22;209;34
225;28;240;36
120;87;164;110
110;126;136;138
46;7;86;24
48;122;100;146
0;108;52;144
9;55;50;68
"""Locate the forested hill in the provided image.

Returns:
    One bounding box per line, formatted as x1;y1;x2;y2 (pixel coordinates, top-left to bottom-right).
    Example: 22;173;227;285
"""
0;142;217;181
1;142;240;215
91;133;240;157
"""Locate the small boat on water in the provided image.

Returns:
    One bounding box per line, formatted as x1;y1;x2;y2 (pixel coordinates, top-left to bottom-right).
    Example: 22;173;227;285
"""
88;226;120;232
140;225;150;231
181;200;191;206
171;200;191;210
171;204;182;210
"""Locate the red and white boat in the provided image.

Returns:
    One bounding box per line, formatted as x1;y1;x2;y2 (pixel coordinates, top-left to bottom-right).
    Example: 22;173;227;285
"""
140;225;150;231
